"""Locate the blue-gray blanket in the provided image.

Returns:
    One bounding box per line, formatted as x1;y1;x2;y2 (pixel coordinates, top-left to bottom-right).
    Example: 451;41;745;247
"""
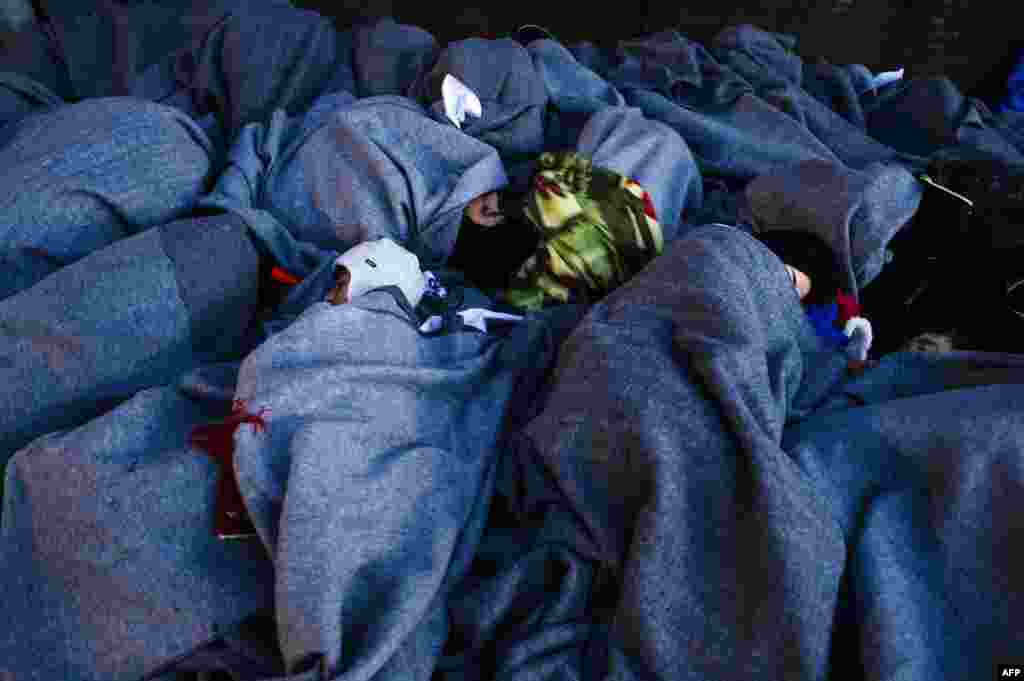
4;2;1024;680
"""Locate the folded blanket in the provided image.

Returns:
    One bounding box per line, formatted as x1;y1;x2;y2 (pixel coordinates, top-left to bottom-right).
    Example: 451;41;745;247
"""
410;37;548;158
743;159;923;293
866;75;1024;163
0;97;214;299
1;269;585;679
1;383;277;681
34;0;249;99
506;223;1024;680
352;18;439;99
145;0;356;149
200;95;508;275
227;291;584;676
0;213;260;465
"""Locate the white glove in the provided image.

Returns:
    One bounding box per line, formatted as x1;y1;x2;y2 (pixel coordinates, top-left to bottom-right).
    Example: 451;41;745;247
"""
335;238;427;307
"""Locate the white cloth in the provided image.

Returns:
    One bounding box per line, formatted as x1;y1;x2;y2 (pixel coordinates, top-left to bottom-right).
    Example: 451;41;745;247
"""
335;238;427;307
418;315;444;334
844;316;874;361
871;68;905;90
457;308;525;333
442;74;483;130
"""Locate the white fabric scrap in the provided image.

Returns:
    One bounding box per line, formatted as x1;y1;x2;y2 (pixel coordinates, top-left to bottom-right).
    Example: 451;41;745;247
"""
871;68;905;90
844;316;874;361
419;315;444;334
442;74;483;129
457;308;524;333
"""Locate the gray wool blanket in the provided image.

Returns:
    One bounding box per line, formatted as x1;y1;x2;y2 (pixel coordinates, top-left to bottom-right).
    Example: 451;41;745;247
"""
2;276;586;680
4;2;1024;680
506;224;1024;681
0;213;260;464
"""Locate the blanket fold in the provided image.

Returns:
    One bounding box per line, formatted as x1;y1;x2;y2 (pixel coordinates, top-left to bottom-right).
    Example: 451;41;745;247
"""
4;5;1024;680
0;213;260;465
0;97;214;299
199;95;509;275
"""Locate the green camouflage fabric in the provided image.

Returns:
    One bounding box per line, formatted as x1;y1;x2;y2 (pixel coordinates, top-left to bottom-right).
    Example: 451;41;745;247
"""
502;152;664;311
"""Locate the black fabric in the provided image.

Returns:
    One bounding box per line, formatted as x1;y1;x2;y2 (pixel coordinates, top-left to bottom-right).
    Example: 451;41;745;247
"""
926;156;1024;251
0;16;74;101
446;199;540;292
860;158;1024;354
755;228;843;306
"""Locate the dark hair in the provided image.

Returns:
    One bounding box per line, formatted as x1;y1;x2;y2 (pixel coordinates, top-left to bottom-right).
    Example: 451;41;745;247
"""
756;229;842;306
447;193;540;291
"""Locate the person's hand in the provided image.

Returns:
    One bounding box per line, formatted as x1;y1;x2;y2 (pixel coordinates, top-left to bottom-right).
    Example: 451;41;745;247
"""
785;264;812;300
331;238;426;307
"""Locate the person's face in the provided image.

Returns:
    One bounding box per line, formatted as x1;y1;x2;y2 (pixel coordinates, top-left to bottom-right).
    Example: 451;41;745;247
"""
786;265;812;300
325;265;351;305
464;192;505;228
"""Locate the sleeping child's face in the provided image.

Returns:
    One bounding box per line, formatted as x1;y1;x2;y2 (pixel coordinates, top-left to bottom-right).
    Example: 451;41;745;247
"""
464;192;505;227
325;264;351;305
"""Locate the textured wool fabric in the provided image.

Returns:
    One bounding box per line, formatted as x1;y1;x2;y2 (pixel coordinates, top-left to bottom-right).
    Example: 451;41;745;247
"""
743;158;923;293
0;97;214;300
1;276;585;679
0;213;259;466
230;293;585;677
4;3;1024;679
199;95;509;275
351;17;439;99
513;225;1024;681
866;75;1024;163
409;37;549;158
143;0;356;152
574;105;702;241
0;71;65;127
1;384;277;681
568;29;868;181
33;0;251;100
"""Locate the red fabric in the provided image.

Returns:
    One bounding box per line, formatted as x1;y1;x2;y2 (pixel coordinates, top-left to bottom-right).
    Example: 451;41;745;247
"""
836;291;861;325
189;400;268;539
270;266;301;285
641;190;658;220
534;174;567;197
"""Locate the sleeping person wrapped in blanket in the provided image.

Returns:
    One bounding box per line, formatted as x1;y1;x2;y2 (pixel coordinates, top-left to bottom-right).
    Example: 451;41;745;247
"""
448;151;664;310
